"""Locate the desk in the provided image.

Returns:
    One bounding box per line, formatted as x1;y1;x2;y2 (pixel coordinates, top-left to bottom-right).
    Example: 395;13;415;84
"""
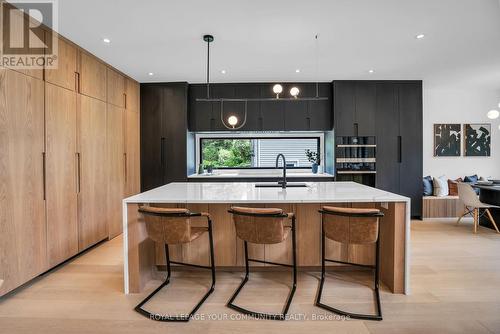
475;185;500;229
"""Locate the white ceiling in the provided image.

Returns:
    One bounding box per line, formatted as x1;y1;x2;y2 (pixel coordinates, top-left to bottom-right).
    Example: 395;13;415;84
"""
49;0;500;87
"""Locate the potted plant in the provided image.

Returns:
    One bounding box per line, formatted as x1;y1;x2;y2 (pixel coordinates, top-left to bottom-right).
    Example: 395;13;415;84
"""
204;162;214;174
305;149;321;174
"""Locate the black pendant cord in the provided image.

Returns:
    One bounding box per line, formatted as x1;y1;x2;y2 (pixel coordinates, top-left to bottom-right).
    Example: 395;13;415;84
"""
315;34;319;98
203;34;214;99
207;38;210;99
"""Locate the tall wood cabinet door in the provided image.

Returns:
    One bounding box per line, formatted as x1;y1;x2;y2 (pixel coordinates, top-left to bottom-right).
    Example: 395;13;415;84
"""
398;82;423;217
125;109;140;197
77;95;108;250
45;83;78;266
78;52;107;102
0;69;46;296
375;83;400;194
107;104;125;238
1;6;44;80
126;79;139;112
44;34;77;91
107;68;126;108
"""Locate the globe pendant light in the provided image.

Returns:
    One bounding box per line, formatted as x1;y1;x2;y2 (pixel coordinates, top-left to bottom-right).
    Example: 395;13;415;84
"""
488;109;499;120
273;84;283;98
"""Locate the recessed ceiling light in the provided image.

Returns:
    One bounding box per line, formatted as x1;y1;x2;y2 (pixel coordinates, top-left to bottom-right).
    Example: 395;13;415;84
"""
295;69;300;73
148;72;154;76
221;69;226;74
102;38;111;44
368;69;374;74
415;34;425;39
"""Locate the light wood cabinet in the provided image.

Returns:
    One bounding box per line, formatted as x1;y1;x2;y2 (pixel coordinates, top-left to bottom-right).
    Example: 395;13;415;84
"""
126;79;140;112
1;6;44;80
0;15;140;294
45;83;78;266
45;34;77;91
107;68;126;108
78;95;108;250
125;109;140;197
78;52;107;102
107;104;126;238
0;68;46;296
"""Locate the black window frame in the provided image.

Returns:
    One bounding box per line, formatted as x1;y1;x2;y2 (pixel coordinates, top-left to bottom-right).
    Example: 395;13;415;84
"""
198;136;321;170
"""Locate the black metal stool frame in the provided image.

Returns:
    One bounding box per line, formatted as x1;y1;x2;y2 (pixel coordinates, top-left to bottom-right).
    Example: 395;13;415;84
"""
134;211;216;322
226;209;297;321
316;209;384;321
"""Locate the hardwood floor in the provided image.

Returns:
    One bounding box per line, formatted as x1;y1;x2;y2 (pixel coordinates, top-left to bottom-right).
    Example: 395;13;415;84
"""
1;218;499;334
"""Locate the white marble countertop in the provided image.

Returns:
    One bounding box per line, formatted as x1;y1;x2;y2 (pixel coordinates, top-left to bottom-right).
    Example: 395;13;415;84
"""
124;181;409;204
188;170;334;178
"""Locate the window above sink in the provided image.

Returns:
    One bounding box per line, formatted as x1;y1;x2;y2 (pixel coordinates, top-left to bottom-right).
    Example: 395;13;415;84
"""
195;132;324;170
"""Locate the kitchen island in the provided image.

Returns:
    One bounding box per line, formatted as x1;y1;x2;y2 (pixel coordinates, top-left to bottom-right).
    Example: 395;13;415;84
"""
123;182;411;295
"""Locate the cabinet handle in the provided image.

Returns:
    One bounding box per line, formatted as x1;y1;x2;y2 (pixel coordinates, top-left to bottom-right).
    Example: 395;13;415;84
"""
160;137;166;167
76;152;81;193
124;153;127;182
397;136;402;163
42;152;46;200
124;93;127;109
306;117;311;131
354;123;359;136
74;72;80;93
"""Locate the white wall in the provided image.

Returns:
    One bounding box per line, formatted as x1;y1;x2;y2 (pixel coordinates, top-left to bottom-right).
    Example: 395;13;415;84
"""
423;82;500;179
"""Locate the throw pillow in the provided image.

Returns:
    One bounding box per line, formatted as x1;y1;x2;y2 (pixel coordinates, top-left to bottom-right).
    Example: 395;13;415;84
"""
423;176;433;196
447;178;461;196
433;176;449;197
464;174;478;183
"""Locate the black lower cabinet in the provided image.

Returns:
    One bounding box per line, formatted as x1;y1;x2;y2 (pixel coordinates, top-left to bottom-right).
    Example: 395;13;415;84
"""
141;82;188;191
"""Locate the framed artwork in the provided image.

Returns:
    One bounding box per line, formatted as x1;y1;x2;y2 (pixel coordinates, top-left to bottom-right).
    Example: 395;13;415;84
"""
434;124;461;156
464;123;491;156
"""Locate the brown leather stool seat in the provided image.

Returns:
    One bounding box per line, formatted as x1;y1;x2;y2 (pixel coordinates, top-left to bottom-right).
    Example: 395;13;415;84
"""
227;206;297;321
134;206;216;322
316;206;384;321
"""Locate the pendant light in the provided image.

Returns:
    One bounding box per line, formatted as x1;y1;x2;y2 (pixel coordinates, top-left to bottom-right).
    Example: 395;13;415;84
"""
202;34;247;130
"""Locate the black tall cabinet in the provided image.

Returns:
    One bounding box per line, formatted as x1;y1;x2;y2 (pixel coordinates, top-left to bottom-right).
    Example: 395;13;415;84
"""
333;80;423;217
140;82;188;191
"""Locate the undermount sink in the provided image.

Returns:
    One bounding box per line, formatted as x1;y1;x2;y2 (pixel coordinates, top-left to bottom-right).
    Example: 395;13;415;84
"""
255;182;308;188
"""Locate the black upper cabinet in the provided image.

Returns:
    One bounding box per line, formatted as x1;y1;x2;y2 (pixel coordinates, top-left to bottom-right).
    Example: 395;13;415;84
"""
187;82;332;132
234;84;261;131
188;85;212;131
333;81;356;136
333;81;376;136
355;82;376;136
141;82;188;191
309;83;333;131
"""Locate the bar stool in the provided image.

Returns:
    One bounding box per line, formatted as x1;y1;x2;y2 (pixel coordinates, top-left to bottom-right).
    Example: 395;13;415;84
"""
316;206;384;321
135;206;216;322
227;206;297;321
